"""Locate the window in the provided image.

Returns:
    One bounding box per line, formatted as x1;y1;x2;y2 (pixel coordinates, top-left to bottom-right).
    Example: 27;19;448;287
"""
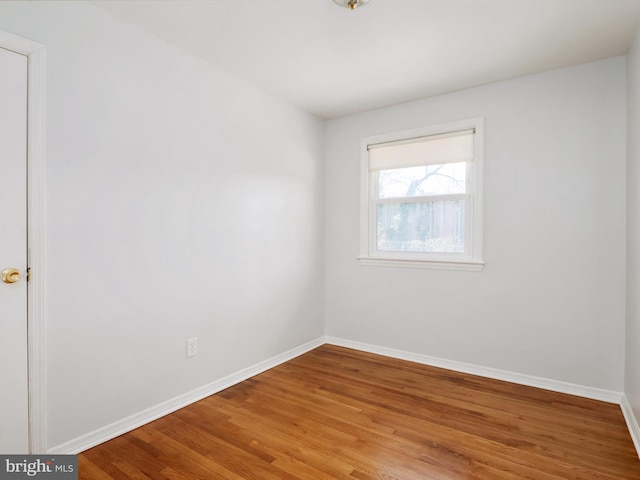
359;118;484;270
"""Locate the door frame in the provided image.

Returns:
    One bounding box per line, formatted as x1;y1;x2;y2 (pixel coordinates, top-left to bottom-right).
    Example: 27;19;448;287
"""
0;29;46;454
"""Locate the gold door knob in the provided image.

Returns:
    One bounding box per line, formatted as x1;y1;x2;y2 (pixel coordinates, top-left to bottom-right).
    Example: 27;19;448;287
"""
2;268;21;284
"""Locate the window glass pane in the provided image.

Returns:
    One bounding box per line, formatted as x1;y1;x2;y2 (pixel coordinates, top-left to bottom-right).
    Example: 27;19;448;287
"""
378;162;466;199
377;200;465;253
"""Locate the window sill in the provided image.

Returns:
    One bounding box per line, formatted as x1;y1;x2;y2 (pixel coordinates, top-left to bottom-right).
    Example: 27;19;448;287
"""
357;256;485;271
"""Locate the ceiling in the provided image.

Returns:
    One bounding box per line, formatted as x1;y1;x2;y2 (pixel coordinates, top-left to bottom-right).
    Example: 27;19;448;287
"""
91;0;640;119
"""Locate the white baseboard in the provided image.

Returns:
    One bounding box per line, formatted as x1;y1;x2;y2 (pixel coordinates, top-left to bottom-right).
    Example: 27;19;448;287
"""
621;395;640;459
48;335;627;455
47;337;325;454
325;337;623;404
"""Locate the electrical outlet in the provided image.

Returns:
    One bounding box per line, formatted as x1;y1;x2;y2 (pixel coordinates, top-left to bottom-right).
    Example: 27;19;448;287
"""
186;337;198;358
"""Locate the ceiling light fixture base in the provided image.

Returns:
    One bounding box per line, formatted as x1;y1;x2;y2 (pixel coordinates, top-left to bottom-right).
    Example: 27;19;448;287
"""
333;0;371;11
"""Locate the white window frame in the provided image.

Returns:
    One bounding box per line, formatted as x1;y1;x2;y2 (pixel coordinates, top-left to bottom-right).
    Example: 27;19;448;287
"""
358;118;484;271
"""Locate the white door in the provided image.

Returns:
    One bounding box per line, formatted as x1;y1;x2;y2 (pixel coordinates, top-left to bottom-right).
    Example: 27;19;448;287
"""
0;45;29;453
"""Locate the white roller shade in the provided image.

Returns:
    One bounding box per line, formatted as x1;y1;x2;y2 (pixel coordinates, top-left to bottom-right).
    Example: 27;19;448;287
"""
368;129;474;171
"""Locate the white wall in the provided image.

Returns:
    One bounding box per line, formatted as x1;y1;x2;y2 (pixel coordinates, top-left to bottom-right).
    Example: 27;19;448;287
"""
627;25;640;424
0;1;324;449
325;58;627;391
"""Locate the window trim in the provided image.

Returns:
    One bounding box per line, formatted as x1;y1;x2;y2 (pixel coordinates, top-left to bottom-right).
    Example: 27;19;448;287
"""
358;118;484;271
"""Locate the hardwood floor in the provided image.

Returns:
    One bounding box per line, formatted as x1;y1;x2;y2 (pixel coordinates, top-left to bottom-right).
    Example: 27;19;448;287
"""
79;345;640;479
